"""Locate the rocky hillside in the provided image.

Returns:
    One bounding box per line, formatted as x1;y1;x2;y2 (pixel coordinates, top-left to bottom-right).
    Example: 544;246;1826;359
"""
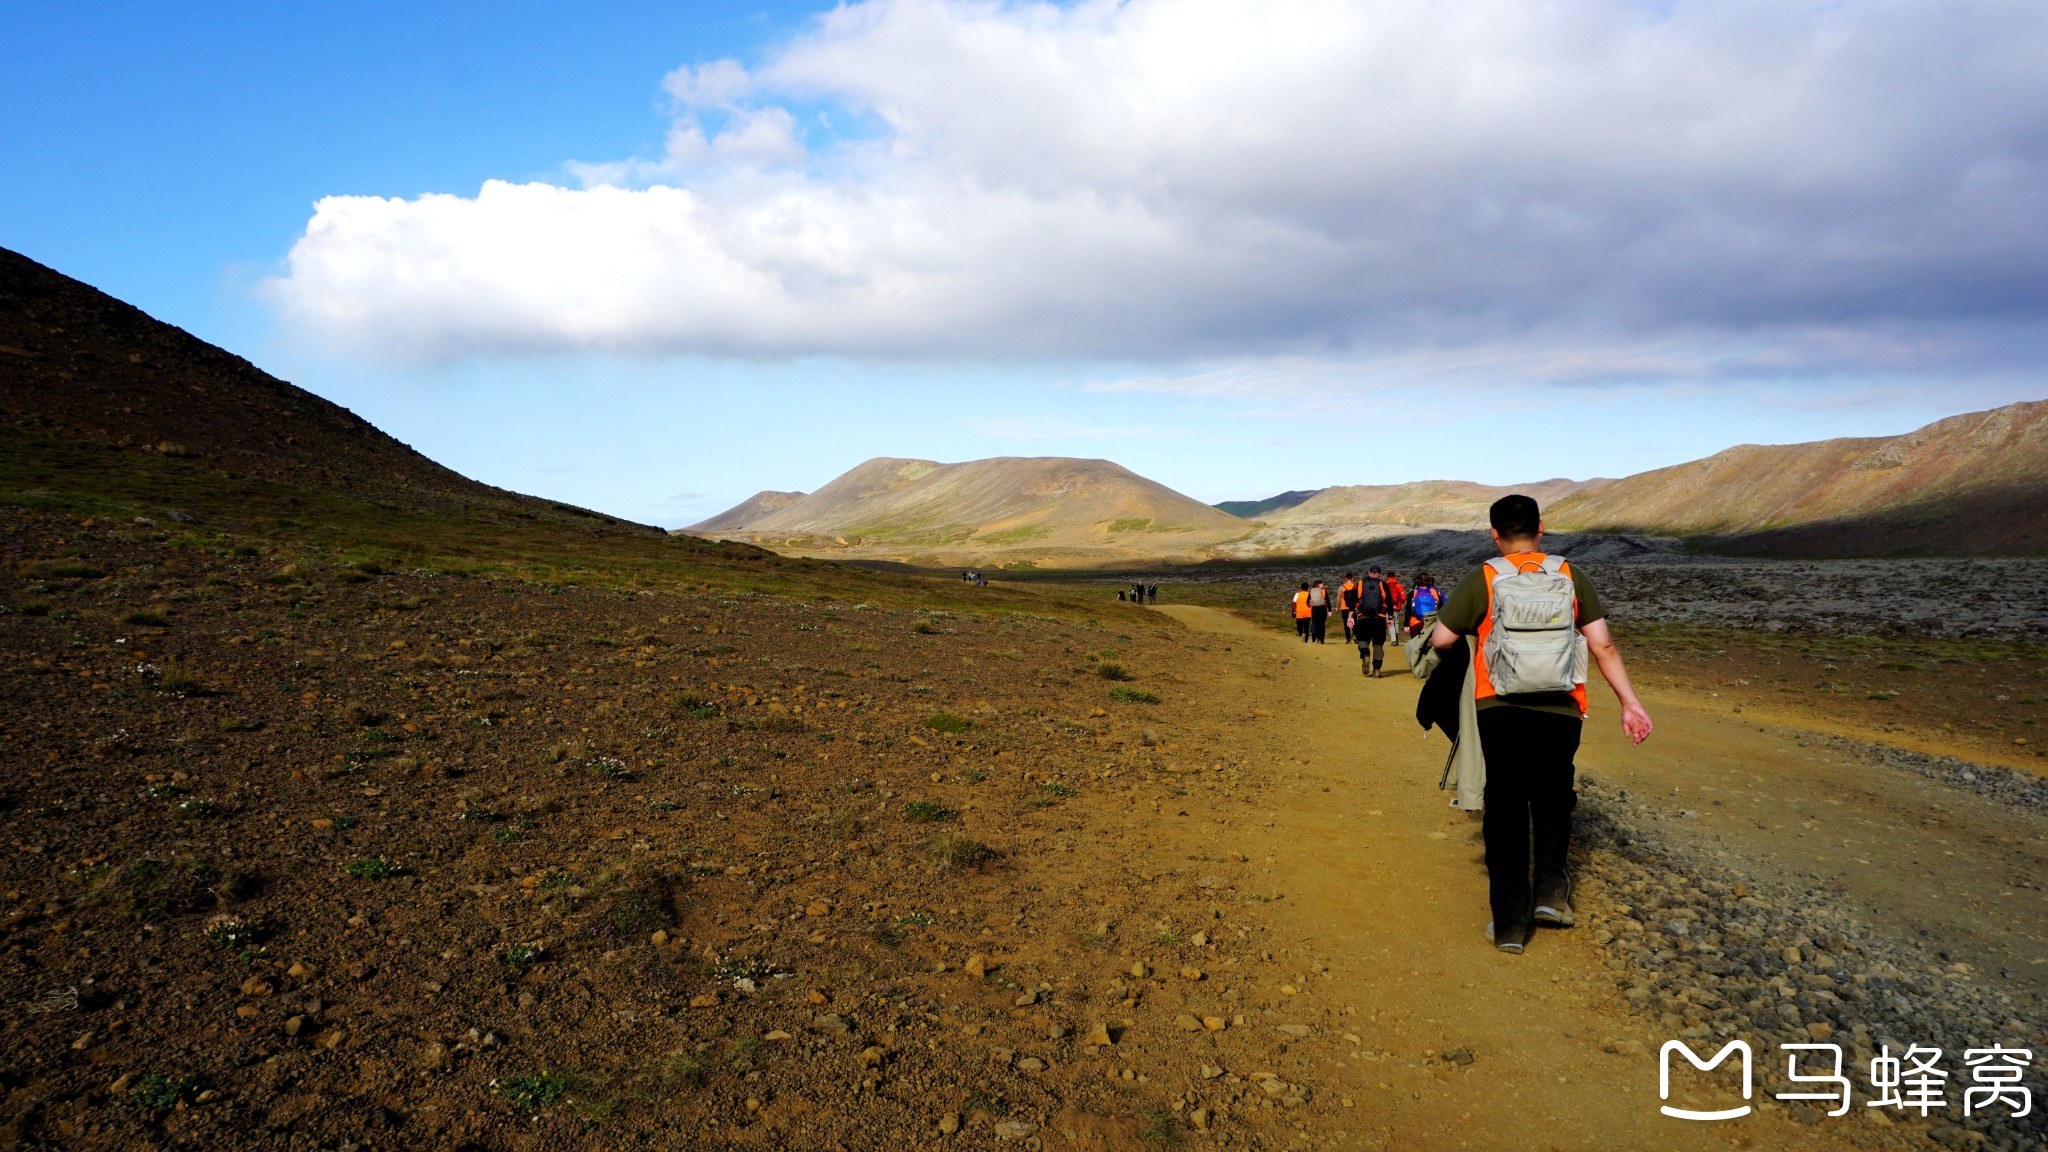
684;457;1252;567
688;489;807;533
1547;400;2048;555
1213;490;1318;519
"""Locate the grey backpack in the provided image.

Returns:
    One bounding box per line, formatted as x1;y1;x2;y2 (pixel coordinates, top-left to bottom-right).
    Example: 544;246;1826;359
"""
1482;555;1587;696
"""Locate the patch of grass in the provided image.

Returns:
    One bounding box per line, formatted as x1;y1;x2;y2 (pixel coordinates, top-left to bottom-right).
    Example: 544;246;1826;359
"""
493;825;528;845
924;712;975;733
912;619;945;635
342;857;393;880
929;832;997;871
1109;684;1160;704
1092;660;1132;681
202;914;258;950
1867;691;1898;701
129;1073;197;1110
120;609;169;627
1039;782;1078;798
155;664;205;697
903;800;958;824
15;600;50;616
498;942;545;967
608;893;669;934
588;756;630;780
174;798;221;819
1138;1107;1184;1144
495;1070;584;1111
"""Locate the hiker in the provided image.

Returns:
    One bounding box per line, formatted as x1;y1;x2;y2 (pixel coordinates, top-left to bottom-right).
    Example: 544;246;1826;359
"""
1384;571;1407;642
1407;572;1443;636
1290;582;1313;641
1308;580;1330;644
1118;588;1127;602
1430;494;1653;955
1147;583;1158;604
1338;573;1359;642
1353;566;1390;675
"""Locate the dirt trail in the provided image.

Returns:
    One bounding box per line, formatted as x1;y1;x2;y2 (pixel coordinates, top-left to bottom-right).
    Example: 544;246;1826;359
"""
1144;604;2027;1151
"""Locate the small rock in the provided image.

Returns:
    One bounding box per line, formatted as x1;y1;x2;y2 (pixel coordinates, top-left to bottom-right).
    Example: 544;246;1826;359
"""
1089;708;1107;718
1014;989;1039;1007
286;962;315;979
939;1113;961;1134
650;930;669;946
284;1015;306;1037
807;990;830;1006
1276;1024;1311;1039
860;1045;886;1067
1190;1107;1212;1131
240;976;273;997
814;1014;852;1036
1783;946;1803;965
314;1027;346;1050
1202;1016;1227;1031
416;1042;449;1070
806;901;832;918
1082;1023;1115;1047
1191;931;1209;947
1048;1023;1069;1040
994;1120;1037;1141
518;992;537;1010
1130;961;1150;979
194;1090;219;1105
1200;1064;1224;1079
764;1030;793;1041
1180;966;1203;981
689;993;720;1009
744;1096;761;1113
1016;1056;1046;1072
235;1004;259;1020
1175;1014;1204;1032
964;953;987;978
1442;1045;1474;1066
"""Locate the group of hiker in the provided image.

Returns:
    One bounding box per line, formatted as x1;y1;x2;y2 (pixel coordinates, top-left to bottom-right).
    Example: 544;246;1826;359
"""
1286;495;1654;955
1287;566;1443;677
1118;581;1159;604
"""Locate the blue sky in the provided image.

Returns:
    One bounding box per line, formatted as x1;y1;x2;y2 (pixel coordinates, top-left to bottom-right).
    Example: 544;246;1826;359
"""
6;1;2046;527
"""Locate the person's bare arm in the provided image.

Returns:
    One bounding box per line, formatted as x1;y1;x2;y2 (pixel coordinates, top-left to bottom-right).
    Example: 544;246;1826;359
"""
1429;620;1460;650
1581;618;1652;745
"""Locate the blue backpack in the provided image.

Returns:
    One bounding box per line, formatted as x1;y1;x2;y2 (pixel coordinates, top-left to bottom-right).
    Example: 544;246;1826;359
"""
1411;585;1443;617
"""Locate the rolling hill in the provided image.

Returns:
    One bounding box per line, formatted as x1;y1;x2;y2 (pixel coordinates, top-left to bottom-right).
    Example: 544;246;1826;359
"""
1214;489;1319;519
684;456;1253;566
1547;400;2048;555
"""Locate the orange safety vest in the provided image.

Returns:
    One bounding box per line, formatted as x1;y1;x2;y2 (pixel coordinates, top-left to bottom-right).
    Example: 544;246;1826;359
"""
1292;590;1313;619
1472;552;1589;716
1339;579;1356;608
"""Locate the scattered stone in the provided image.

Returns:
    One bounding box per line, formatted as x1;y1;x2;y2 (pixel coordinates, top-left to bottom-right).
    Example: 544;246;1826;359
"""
1082;1023;1115;1047
1191;931;1209;947
1175;1014;1204;1032
286;962;315;979
1013;989;1039;1007
859;1046;886;1067
813;1014;852;1036
284;1015;306;1037
416;1042;449;1070
964;953;987;978
650;930;669;946
1442;1045;1474;1066
1190;1107;1213;1131
939;1113;961;1134
807;990;830;1006
764;1030;793;1041
235;1005;259;1020
1200;1064;1224;1079
1276;1024;1311;1039
994;1120;1037;1141
1202;1016;1227;1031
1180;966;1203;981
1130;961;1150;979
109;1074;134;1094
1048;1023;1069;1040
1016;1056;1046;1072
239;976;272;997
806;900;832;917
689;993;720;1009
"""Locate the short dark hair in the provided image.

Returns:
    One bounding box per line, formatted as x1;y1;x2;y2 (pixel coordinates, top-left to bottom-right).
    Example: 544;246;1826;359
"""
1368;564;1382;573
1490;494;1541;538
1299;581;1309;589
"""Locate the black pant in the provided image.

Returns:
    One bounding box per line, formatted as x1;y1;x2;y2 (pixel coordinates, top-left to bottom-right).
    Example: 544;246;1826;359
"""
1477;706;1582;930
1296;617;1311;640
1309;605;1328;643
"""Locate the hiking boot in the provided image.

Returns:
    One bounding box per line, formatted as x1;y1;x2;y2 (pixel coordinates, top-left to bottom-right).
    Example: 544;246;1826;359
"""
1485;921;1528;954
1534;881;1575;927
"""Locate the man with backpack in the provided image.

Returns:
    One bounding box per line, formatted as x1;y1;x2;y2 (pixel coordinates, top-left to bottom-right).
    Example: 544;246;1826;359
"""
1430;494;1653;955
1338;574;1359;642
1406;572;1443;636
1290;582;1313;642
1307;579;1331;643
1352;565;1391;676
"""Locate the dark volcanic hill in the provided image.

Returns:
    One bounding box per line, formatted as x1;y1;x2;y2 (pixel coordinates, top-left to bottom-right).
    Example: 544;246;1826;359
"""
1214;489;1320;519
0;245;646;530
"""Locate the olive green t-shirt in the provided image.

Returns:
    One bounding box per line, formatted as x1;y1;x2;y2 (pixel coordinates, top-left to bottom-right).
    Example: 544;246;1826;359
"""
1438;555;1606;717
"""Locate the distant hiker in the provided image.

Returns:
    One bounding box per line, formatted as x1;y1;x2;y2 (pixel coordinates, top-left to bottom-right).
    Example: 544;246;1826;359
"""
1338;573;1359;642
1430;494;1653;956
1384;572;1407;640
1353;567;1390;676
1308;580;1330;644
1147;583;1158;604
1133;581;1145;604
1407;572;1443;636
1118;588;1127;602
1291;582;1313;642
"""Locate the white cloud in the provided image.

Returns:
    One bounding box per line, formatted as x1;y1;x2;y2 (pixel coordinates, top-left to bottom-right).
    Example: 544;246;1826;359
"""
267;0;2048;385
